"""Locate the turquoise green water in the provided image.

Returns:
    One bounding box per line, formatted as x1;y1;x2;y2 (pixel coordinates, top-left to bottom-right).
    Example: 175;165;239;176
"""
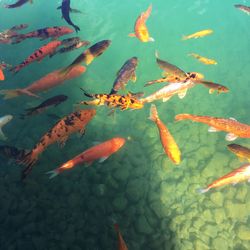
0;0;250;249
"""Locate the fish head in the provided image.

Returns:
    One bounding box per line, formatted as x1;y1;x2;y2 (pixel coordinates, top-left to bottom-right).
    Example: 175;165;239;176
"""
113;137;126;150
130;57;138;65
90;40;112;58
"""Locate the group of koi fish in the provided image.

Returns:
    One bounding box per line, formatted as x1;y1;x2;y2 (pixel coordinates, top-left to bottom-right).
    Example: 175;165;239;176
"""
1;1;250;248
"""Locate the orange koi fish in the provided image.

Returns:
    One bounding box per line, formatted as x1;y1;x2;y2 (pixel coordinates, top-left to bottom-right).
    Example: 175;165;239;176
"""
46;137;126;178
198;163;250;193
20;109;96;179
0;68;4;81
129;4;154;42
175;114;250;141
10;40;62;74
182;29;213;40
114;223;128;250
227;144;250;162
189;53;217;65
1;65;85;99
79;90;144;111
149;104;181;164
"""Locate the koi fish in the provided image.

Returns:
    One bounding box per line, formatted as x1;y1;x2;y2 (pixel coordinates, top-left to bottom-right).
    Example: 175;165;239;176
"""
155;51;187;79
4;0;32;8
79;90;144;111
235;4;250;15
50;40;90;58
145;71;204;87
10;40;62;74
57;0;81;32
182;29;213;40
114;223;128;250
0;115;13;141
0;65;85;99
194;80;229;94
61;40;111;74
12;26;73;44
189;53;217;65
198;163;250;193
19;109;96;179
227;144;250;162
149;104;181;164
140;80;195;103
110;57;138;94
61;36;81;46
21;95;68;118
175;114;250;141
129;4;154;42
0;24;28;42
46;137;126;178
0;145;26;161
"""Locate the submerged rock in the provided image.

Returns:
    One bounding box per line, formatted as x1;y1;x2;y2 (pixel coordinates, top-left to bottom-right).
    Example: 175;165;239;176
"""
210;192;224;207
112;195;128;212
237;225;250;240
135;215;153;235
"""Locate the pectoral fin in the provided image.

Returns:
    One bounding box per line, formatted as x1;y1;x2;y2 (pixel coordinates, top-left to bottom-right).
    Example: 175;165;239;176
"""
99;156;109;163
0;128;7;141
209;89;214;94
208;126;220;132
128;33;136;37
178;90;187;99
131;72;137;82
162;97;171;102
225;133;238;141
229;117;237;121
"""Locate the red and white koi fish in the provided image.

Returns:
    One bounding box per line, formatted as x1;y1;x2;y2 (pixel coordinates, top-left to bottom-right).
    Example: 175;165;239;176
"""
10;40;62;74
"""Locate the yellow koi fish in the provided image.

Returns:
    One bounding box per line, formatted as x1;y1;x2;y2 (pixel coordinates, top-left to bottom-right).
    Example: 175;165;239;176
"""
189;53;217;65
182;29;213;40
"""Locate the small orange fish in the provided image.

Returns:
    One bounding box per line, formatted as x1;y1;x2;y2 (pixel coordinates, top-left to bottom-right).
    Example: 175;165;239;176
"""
46;137;126;178
20;109;96;179
129;4;154;42
175;114;250;141
198;163;250;193
0;68;4;81
182;29;213;40
149;104;181;164
227;144;250;162
189;53;217;65
114;223;128;250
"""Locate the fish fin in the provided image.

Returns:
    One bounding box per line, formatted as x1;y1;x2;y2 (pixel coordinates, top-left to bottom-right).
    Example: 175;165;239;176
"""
232;181;238;186
148;104;158;122
162;71;168;77
0;128;7;141
148;37;155;42
229;117;237;121
70;8;82;14
0;89;40;99
162;97;171;102
73;25;80;33
46;169;59;179
226;133;238;141
178;90;187;99
57;5;62;9
85;161;93;167
182;35;188;40
208;126;220;132
209;89;214;94
128;33;136;37
197;188;209;194
131;72;137;82
99;156;109;163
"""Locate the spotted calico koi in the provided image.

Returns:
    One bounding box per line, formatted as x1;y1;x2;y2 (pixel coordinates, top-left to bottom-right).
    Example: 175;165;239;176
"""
79;90;144;111
20;109;96;179
10;40;62;74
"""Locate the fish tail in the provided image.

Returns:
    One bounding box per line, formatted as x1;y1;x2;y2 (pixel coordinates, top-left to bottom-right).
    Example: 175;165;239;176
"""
80;88;93;98
11;34;26;44
46;169;60;179
197;187;210;194
144;3;153;18
19;151;38;179
155;50;160;59
0;89;22;99
73;25;80;33
149;104;159;122
182;35;188;40
175;114;191;121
